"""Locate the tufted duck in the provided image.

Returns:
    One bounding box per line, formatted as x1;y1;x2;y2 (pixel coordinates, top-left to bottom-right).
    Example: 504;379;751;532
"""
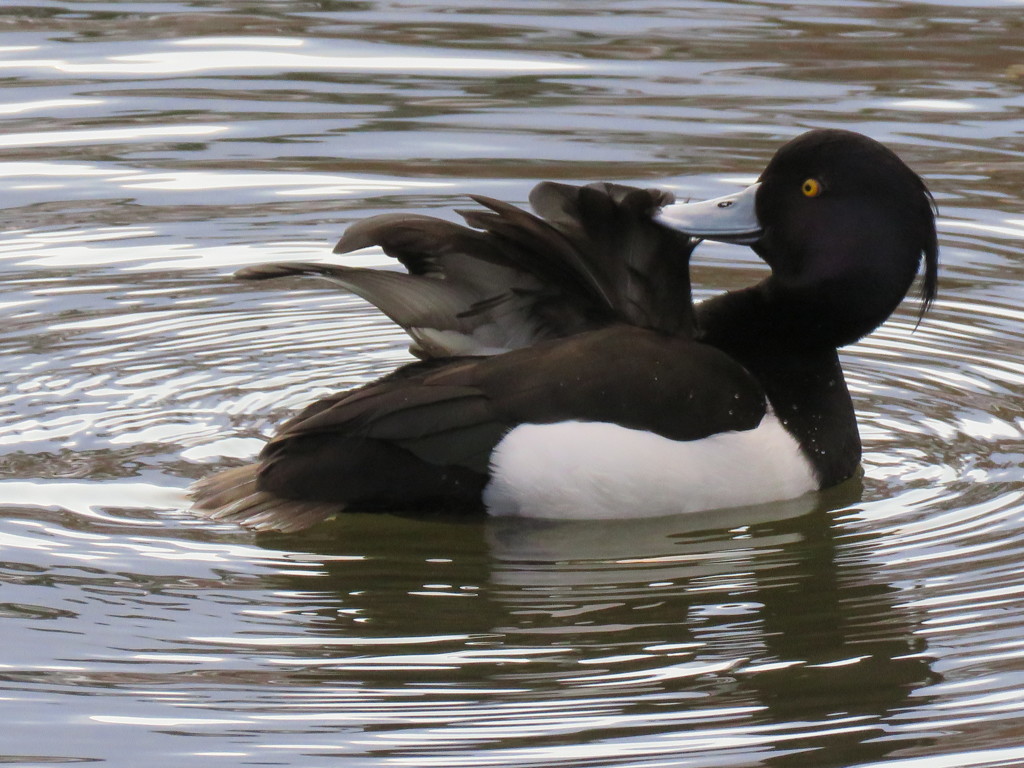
190;128;938;532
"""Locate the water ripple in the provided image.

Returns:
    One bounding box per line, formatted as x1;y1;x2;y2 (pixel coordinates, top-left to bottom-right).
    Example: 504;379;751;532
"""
1;2;1023;766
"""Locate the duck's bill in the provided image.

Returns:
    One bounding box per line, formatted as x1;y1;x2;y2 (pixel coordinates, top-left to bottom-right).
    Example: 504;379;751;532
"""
656;182;762;245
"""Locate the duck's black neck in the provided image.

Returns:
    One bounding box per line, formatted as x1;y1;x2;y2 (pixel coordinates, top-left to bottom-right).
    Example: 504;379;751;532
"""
695;283;861;487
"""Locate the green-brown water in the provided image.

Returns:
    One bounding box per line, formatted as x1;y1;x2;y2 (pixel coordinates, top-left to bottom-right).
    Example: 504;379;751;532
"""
1;2;1023;766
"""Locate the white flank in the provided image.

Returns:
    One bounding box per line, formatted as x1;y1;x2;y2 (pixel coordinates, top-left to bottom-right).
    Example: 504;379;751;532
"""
483;412;818;519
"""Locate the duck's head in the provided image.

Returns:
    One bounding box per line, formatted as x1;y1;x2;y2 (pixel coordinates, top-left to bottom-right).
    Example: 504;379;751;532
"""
658;128;938;347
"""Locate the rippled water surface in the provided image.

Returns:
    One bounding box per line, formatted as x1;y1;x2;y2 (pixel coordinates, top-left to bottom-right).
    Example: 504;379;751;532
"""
2;2;1023;766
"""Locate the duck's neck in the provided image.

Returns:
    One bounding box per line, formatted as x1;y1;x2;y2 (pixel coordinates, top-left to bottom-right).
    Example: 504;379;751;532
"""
695;283;861;487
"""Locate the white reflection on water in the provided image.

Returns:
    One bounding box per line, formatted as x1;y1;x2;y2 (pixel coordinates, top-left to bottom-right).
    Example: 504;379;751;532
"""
114;169;452;195
15;238;319;270
0;162;456;216
858;746;1024;768
191;634;472;648
2;40;587;77
943;219;1024;239
0;98;103;115
357;716;876;767
92;715;247;727
177;37;307;48
0;124;227;149
885;99;979;113
180;437;265;462
0;162;120;179
0;481;186;522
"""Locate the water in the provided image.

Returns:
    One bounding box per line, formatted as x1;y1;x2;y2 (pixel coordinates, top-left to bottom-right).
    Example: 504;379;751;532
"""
1;1;1023;766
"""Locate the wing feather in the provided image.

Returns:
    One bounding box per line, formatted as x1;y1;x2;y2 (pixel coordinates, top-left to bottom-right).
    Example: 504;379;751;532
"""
191;327;767;532
234;183;697;357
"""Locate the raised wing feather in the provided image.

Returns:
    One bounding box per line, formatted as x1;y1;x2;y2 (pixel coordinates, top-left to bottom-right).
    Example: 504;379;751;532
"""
236;183;696;357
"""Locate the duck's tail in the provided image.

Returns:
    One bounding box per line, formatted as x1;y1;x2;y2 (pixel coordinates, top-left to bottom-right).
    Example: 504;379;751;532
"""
189;465;338;533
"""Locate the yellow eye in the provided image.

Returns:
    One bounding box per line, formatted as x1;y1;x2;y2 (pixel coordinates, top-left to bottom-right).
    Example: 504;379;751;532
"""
802;178;822;197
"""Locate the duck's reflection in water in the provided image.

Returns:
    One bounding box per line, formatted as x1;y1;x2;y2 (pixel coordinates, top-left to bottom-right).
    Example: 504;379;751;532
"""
265;484;936;766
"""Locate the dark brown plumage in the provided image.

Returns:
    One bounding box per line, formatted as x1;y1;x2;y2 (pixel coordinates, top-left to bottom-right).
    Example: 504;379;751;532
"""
193;183;704;531
190;129;939;532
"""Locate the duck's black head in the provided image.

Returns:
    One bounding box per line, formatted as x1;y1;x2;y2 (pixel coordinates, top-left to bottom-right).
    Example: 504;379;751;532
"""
659;128;938;348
